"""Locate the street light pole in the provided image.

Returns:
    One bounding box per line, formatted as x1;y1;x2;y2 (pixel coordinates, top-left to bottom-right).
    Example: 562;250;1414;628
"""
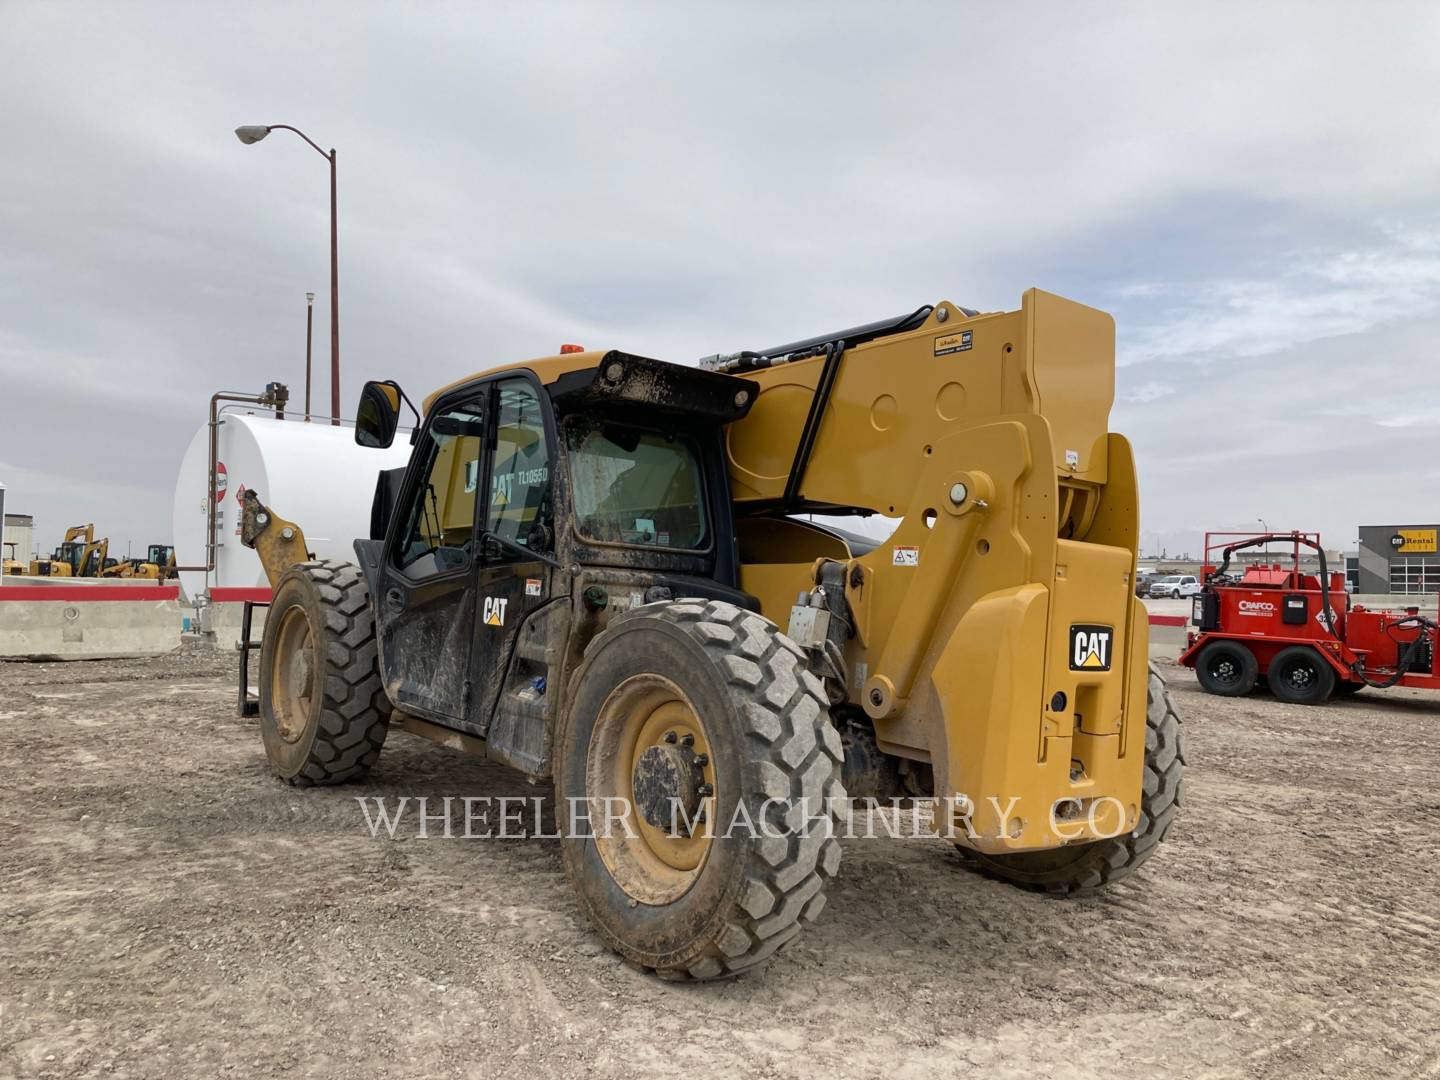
327;147;339;425
235;124;341;425
304;291;315;422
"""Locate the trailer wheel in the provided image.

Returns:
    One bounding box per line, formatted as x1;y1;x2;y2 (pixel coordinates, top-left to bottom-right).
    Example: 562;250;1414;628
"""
555;599;844;980
258;560;390;785
1194;640;1258;696
1268;646;1336;704
954;663;1184;894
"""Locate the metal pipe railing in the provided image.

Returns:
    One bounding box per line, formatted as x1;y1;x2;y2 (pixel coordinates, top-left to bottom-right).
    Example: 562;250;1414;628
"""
167;383;289;584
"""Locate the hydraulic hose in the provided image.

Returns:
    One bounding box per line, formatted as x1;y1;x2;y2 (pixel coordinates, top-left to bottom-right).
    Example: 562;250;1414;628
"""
1353;614;1438;689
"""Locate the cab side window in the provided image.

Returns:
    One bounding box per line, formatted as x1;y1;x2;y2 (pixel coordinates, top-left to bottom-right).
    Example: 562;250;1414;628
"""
395;399;486;575
485;379;552;555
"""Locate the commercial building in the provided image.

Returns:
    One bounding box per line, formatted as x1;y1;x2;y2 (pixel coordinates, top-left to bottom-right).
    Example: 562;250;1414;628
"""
1355;525;1440;595
3;509;36;563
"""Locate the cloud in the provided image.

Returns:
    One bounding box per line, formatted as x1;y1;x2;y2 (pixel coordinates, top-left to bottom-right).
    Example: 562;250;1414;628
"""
1117;225;1440;369
1123;381;1176;404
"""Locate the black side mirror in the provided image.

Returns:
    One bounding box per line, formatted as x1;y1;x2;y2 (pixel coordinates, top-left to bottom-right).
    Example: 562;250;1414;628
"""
356;380;403;448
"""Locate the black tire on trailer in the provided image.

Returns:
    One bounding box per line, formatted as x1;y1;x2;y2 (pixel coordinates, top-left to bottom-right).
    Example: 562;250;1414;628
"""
258;559;391;785
954;662;1184;894
1194;639;1259;696
1268;645;1337;705
1334;680;1365;696
556;599;845;980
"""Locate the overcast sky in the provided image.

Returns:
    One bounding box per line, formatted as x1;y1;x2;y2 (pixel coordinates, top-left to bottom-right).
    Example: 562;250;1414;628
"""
3;2;1439;559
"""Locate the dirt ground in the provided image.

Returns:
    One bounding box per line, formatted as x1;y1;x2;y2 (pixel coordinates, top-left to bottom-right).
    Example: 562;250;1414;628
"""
2;650;1438;1080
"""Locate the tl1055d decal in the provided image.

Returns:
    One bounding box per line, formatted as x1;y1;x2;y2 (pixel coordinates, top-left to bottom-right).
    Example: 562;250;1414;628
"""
1069;624;1114;671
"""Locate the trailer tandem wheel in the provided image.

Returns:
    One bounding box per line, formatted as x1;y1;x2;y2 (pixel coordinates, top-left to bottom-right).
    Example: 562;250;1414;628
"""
1194;639;1258;696
1267;645;1336;705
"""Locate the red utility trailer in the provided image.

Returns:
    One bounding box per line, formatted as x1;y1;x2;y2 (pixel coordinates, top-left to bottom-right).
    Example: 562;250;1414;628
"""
1178;531;1440;704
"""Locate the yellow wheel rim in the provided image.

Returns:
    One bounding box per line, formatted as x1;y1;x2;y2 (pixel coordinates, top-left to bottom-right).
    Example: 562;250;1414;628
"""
270;604;317;744
586;673;717;905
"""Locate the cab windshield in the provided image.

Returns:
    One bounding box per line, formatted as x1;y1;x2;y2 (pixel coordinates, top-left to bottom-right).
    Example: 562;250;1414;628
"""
566;420;708;550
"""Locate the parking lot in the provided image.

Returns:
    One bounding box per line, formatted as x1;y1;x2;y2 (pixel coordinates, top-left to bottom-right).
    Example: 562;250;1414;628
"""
2;649;1438;1079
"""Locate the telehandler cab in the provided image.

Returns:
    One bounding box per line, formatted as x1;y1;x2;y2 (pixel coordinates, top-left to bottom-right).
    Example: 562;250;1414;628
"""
242;289;1183;979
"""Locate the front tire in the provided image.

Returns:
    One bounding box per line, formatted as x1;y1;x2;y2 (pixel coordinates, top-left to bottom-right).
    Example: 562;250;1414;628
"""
955;663;1184;893
258;560;390;785
556;599;844;980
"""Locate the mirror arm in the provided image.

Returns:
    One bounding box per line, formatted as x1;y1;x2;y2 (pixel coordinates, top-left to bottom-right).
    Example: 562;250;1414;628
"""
395;385;422;427
481;530;563;569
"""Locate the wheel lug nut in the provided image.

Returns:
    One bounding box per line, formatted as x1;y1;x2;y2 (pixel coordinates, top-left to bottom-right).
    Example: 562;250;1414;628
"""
693;753;709;767
663;731;677;744
697;783;714;797
680;734;695;747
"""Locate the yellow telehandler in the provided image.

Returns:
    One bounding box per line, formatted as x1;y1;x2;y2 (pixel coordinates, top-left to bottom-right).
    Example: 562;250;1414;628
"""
242;289;1183;979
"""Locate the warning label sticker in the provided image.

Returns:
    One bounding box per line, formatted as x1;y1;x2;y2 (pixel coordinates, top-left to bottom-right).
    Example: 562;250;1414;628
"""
893;546;919;567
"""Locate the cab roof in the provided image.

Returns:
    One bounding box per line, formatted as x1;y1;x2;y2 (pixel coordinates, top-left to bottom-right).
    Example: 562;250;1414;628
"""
422;349;612;415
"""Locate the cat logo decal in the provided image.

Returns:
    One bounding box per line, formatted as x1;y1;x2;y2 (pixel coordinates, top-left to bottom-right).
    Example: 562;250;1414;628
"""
483;596;508;627
1069;625;1113;671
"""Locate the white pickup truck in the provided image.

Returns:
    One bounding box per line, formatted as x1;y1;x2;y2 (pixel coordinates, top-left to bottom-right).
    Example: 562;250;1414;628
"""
1146;574;1201;598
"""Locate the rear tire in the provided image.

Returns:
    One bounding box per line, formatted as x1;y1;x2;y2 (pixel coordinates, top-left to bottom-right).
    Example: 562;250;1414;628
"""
955;663;1184;894
258;560;390;785
1194;639;1258;696
556;599;844;980
1268;646;1336;705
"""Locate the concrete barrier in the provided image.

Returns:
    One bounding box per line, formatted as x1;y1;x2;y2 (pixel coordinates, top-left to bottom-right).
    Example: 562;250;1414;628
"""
0;583;184;660
205;590;270;652
1147;616;1189;661
0;578;1191;663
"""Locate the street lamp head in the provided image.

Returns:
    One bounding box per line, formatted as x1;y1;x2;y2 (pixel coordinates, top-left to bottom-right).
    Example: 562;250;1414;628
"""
234;125;271;145
305;292;315;304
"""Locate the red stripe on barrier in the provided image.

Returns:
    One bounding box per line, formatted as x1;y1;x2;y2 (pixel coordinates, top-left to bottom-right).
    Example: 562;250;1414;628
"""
210;587;272;603
0;585;180;602
1;582;1190;629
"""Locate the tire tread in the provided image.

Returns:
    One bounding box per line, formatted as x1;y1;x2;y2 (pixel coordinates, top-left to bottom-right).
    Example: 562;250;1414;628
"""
570;599;844;980
264;559;390;787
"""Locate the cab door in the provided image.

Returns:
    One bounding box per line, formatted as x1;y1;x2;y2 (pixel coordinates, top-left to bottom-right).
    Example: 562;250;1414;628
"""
470;376;560;731
371;391;488;723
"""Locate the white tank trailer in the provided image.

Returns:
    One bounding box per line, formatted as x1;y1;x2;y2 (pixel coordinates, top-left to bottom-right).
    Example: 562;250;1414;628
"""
172;402;410;603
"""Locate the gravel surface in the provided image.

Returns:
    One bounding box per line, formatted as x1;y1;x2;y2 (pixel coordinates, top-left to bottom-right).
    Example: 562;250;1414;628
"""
2;650;1437;1079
